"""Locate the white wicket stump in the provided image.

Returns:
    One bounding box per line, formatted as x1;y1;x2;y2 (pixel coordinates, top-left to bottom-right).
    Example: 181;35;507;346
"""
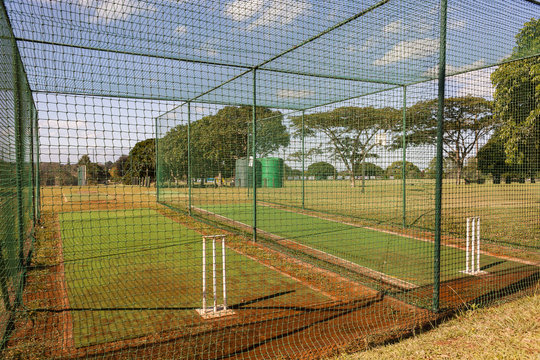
460;217;487;276
196;235;235;319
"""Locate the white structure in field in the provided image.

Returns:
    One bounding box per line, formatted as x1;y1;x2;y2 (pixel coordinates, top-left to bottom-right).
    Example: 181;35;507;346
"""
196;235;235;319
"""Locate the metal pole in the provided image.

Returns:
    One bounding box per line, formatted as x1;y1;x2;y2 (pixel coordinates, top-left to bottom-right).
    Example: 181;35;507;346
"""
34;109;41;221
402;85;407;228
222;236;227;310
13;48;24;273
433;0;448;312
30;104;35;227
187;102;192;215
301;110;305;210
252;69;257;242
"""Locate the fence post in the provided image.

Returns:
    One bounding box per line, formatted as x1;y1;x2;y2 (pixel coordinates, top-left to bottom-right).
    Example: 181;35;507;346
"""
402;85;407;228
434;0;448;312
301;110;305;210
35;110;40;221
252;69;257;242
13;47;24;276
188;102;192;215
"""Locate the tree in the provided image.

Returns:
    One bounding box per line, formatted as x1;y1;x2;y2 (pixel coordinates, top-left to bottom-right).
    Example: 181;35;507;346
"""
291;106;398;190
77;155;106;184
477;136;507;184
160;106;290;181
109;155;129;183
39;162;77;186
425;156;458;179
307;161;335;179
491;18;540;180
283;163;302;178
127;139;155;183
392;96;496;184
159;124;190;183
353;162;384;177
386;161;422;179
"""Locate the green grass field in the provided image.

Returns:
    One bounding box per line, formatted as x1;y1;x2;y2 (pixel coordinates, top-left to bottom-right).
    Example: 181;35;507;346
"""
160;179;540;249
200;204;520;287
59;209;329;347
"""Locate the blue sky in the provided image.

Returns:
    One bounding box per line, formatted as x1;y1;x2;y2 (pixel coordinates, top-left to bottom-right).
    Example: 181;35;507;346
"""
5;0;538;166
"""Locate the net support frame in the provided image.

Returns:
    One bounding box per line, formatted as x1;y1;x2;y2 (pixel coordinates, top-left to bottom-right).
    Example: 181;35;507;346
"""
433;0;448;312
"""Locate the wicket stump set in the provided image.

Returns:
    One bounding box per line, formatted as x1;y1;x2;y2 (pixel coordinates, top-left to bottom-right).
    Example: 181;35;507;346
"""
196;235;235;319
461;217;486;276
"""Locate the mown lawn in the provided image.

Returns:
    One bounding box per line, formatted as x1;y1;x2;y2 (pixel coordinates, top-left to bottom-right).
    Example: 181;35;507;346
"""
201;204;519;287
160;179;540;248
59;208;329;347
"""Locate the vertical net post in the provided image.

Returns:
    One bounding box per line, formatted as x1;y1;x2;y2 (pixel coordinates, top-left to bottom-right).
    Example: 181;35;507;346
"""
13;44;24;280
433;0;448;312
34;110;40;221
402;85;407;228
301;110;305;210
252;69;257;242
187;102;192;215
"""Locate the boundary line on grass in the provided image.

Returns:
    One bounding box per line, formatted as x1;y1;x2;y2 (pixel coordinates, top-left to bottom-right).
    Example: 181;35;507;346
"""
191;206;419;291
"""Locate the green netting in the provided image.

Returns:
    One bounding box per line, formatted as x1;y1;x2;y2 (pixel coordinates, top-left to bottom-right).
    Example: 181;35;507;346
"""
0;1;39;347
1;0;540;359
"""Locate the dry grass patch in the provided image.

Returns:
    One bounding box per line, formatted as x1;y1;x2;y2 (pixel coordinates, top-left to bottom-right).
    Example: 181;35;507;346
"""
334;291;540;360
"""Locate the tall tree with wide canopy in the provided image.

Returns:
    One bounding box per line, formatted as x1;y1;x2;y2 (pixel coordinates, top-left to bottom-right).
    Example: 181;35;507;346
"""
491;18;540;179
391;96;496;184
159;106;290;181
127;138;156;182
291;106;398;190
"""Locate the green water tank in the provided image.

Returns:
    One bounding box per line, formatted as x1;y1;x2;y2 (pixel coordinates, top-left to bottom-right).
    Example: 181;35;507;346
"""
261;157;284;188
235;158;262;187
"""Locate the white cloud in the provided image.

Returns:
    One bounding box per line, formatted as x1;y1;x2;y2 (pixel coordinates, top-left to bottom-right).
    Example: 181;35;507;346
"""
448;19;466;31
247;0;310;30
277;89;314;99
383;20;402;33
199;38;221;57
175;25;188;35
451;68;495;98
361;37;376;51
424;59;486;78
225;0;265;21
374;38;439;66
84;0;157;24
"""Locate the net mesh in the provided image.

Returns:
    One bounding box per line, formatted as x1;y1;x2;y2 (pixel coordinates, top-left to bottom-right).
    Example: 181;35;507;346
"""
1;0;539;358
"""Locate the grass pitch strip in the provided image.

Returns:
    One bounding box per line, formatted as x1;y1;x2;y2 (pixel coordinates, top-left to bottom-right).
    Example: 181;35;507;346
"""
201;204;519;287
59;209;329;347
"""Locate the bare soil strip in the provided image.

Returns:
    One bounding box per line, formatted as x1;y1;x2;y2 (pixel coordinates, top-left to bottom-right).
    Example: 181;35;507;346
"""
55;220;75;349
